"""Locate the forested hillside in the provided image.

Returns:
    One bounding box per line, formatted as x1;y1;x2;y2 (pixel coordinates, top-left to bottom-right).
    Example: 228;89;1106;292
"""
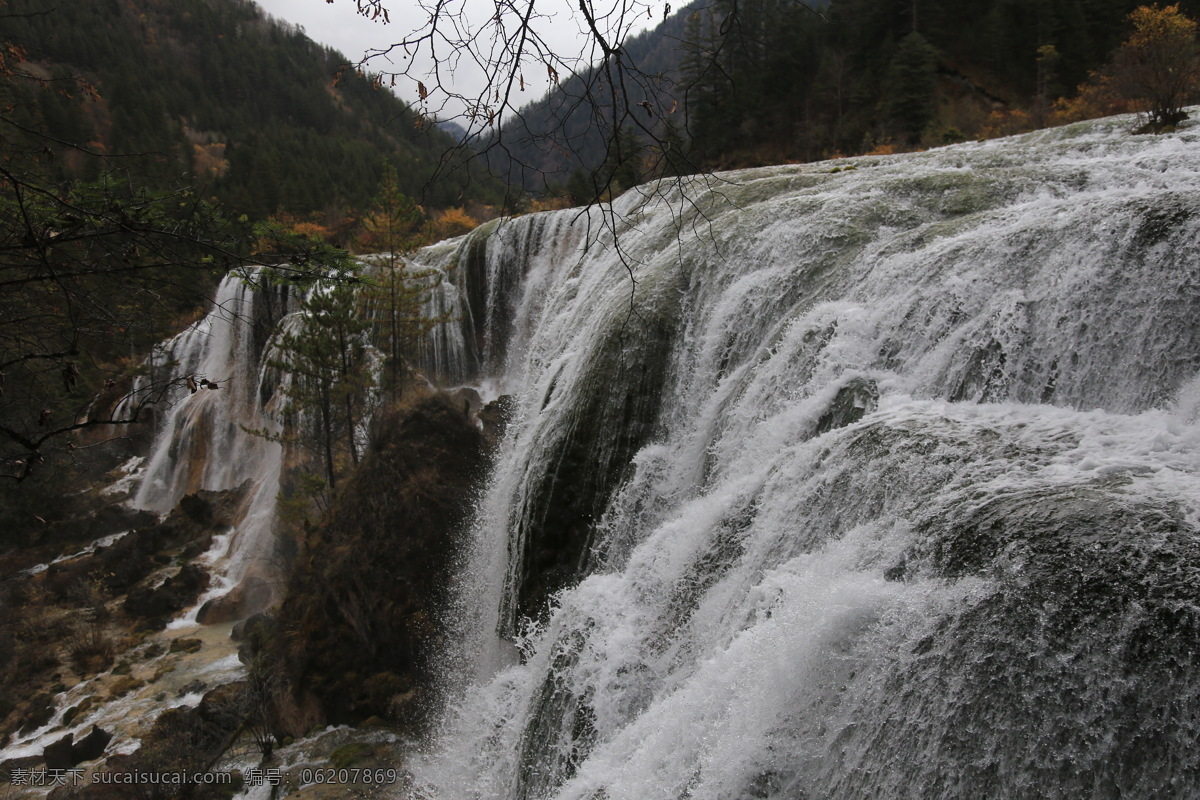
481;2;704;190
2;0;505;220
682;0;1200;165
489;0;1200;195
0;0;508;542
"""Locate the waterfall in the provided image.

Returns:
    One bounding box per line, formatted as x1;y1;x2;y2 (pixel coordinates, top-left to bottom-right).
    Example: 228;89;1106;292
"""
126;272;294;609
125;258;474;618
415;115;1200;798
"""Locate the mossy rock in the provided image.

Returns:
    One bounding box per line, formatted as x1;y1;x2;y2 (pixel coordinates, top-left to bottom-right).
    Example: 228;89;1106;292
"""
269;394;489;730
141;642;165;660
169;637;203;654
328;742;374;770
111;661;131;676
73;696;96;719
107;675;143;699
16;694;55;734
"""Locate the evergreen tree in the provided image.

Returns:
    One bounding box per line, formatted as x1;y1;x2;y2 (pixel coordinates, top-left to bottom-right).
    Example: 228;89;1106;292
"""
885;31;939;144
358;164;450;397
600;126;644;195
566;168;598;205
682;7;738;161
266;279;374;489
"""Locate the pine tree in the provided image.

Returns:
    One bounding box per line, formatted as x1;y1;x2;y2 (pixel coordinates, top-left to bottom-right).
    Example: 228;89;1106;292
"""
885;31;939;144
566;168;597;205
681;7;735;161
600;125;644;195
357;164;449;397
267;281;374;488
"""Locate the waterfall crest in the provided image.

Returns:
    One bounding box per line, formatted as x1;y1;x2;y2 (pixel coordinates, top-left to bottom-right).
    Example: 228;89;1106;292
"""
418;116;1200;798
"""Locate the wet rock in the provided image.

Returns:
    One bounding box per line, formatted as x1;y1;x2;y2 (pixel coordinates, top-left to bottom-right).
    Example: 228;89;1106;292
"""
271;686;325;740
813;377;879;436
196;576;273;624
479;394;516;448
61;696;95;727
169;637;203;654
512;312;674;629
71;725;111;763
449;386;483;419
92;484;245;596
179;493;215;525
0;755;42;783
107;675;142;699
84;705;237;797
42;733;74;770
37;505;156;558
196;682;246;726
176;487;245;530
230;612;275;643
123;563;210;629
16;693;54;735
89;505;158;541
329;741;375;769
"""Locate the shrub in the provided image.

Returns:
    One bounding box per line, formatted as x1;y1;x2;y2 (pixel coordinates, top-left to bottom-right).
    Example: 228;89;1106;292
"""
1112;4;1200;131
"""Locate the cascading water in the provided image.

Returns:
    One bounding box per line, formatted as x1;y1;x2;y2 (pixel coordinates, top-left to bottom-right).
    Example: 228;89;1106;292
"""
126;259;469;619
414;115;1200;799
128;271;293;611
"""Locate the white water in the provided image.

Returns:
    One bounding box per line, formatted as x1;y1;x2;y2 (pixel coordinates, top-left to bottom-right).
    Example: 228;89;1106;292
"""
0;279;295;767
49;114;1199;797
127;273;290;602
412;115;1200;799
122;254;469;621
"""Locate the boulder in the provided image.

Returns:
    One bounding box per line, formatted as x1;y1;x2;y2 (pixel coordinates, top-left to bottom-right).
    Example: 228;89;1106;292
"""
448;386;483;419
230;613;275;643
196;576;272;624
0;755;42;783
16;694;55;735
479;394;516;448
70;725;111;763
42;733;74;770
123;564;210;628
178;493;214;525
813;377;879;436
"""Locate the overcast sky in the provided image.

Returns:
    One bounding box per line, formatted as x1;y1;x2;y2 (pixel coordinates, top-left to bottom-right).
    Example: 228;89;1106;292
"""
253;0;656;118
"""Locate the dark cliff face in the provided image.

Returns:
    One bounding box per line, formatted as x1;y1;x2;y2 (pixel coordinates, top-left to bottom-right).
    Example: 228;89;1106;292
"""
271;393;488;731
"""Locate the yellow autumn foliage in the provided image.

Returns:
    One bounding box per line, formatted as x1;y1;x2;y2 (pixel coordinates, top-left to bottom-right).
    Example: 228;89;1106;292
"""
432;207;478;240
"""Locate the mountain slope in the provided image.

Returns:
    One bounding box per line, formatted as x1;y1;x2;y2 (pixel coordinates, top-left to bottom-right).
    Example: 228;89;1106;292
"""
2;0;505;217
481;1;703;191
485;0;1200;191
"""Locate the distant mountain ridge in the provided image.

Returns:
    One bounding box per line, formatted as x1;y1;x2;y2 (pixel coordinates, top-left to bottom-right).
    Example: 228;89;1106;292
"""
482;0;703;191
